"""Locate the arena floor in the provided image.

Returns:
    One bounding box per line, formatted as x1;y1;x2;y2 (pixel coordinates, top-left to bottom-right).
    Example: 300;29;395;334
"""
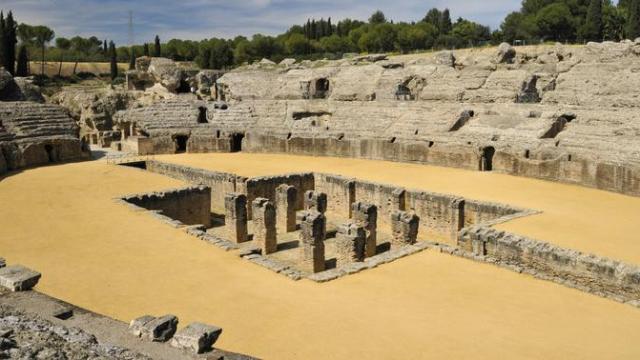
1;153;639;359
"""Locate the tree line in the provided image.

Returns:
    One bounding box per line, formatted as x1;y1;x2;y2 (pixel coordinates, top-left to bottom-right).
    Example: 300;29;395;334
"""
1;1;639;75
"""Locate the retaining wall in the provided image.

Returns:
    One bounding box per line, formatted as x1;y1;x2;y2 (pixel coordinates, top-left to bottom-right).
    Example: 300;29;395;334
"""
121;186;212;227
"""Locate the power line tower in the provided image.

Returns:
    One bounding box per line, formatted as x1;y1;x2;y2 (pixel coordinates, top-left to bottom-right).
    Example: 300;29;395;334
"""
128;11;134;47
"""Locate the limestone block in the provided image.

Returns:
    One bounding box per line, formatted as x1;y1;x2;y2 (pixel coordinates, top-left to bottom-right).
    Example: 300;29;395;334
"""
351;202;378;257
304;190;327;214
224;193;248;243
390;211;420;246
0;265;41;292
129;314;178;342
299;211;326;273
170;322;222;354
335;222;366;264
252;198;277;255
434;51;455;67
495;43;516;64
276;184;297;233
0;258;5;268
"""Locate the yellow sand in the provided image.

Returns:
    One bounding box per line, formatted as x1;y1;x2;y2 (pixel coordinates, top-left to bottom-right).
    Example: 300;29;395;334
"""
1;157;639;359
157;152;640;265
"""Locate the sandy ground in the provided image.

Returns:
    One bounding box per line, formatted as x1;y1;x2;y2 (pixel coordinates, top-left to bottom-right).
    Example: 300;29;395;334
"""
1;157;639;359
157;152;640;265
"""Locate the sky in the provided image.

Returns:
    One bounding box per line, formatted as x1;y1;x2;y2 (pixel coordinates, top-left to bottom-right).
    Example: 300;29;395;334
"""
0;0;522;45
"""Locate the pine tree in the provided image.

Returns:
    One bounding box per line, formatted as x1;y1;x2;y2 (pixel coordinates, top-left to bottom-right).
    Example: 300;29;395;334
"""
583;0;603;41
16;44;28;76
628;0;640;39
440;9;453;35
109;41;117;80
129;48;136;70
143;43;150;56
154;35;161;56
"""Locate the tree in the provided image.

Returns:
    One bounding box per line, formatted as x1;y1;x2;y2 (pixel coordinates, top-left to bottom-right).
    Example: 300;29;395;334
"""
16;45;28;76
369;10;387;24
396;24;428;53
440;9;453;34
103;39;107;54
129;48;136;70
55;37;71;76
627;0;640;39
0;12;6;73
32;25;55;76
500;12;538;43
143;43;150;56
109;41;117;80
3;11;17;75
286;33;311;54
423;8;442;31
154;35;161;56
582;0;603;41
535;3;576;42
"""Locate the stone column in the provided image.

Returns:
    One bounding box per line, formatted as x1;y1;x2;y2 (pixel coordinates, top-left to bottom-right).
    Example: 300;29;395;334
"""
252;198;277;255
224;193;248;243
299;211;326;273
335;222;366;264
352;202;377;257
304;190;327;214
450;198;465;242
276;184;297;233
391;188;406;211
346;180;356;217
390;210;420;246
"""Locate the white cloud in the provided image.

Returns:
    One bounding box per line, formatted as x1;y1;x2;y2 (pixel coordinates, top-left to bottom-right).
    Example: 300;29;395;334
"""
0;0;522;44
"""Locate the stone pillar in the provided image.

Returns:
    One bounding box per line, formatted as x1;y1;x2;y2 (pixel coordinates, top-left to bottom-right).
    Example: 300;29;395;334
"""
346;180;356;217
352;202;377;257
391;188;406;211
276;184;297;233
335;222;366;264
304;191;327;214
450;198;465;242
390;210;419;246
252;198;277;255
299;211;326;273
224;193;248;243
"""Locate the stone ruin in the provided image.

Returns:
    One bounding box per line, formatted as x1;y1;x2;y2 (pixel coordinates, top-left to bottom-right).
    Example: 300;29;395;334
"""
109;40;640;198
0;68;89;175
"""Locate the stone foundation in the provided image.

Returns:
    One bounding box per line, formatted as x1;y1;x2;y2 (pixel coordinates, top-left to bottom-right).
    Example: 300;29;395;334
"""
121;186;211;227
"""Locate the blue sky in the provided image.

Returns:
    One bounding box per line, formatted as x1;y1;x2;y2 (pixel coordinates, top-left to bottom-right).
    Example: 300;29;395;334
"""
0;0;522;44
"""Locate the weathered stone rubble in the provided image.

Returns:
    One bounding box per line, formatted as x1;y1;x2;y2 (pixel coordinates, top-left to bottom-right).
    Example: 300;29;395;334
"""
0;68;44;103
0;305;151;359
113;41;640;197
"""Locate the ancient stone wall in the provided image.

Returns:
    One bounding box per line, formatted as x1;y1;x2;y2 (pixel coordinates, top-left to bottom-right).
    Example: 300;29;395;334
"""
458;226;640;305
145;161;244;213
122;186;211;227
244;174;315;219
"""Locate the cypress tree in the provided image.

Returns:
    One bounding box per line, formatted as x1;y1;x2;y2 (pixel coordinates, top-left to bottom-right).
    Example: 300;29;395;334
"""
129;48;135;70
0;12;5;72
628;0;640;39
103;39;107;53
3;11;16;74
583;0;603;41
143;43;150;56
440;9;453;35
16;44;28;76
109;41;117;80
328;17;333;36
154;35;161;56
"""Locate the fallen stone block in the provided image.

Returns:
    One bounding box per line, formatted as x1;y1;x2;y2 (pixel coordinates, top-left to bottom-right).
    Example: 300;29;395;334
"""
0;265;41;291
129;314;178;342
170;322;223;354
0;258;5;268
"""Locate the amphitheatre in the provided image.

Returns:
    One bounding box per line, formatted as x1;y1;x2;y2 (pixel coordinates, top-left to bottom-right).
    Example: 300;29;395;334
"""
1;40;640;359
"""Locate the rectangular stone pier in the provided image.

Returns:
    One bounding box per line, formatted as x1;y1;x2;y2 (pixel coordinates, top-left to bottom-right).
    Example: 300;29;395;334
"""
224;193;248;243
276;184;297;233
299;211;326;273
352;202;378;257
304;191;327;214
391;210;420;246
252;198;277;254
335;222;366;264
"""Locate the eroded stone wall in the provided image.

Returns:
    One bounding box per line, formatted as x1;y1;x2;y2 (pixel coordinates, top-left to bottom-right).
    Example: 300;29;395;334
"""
122;186;211;227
